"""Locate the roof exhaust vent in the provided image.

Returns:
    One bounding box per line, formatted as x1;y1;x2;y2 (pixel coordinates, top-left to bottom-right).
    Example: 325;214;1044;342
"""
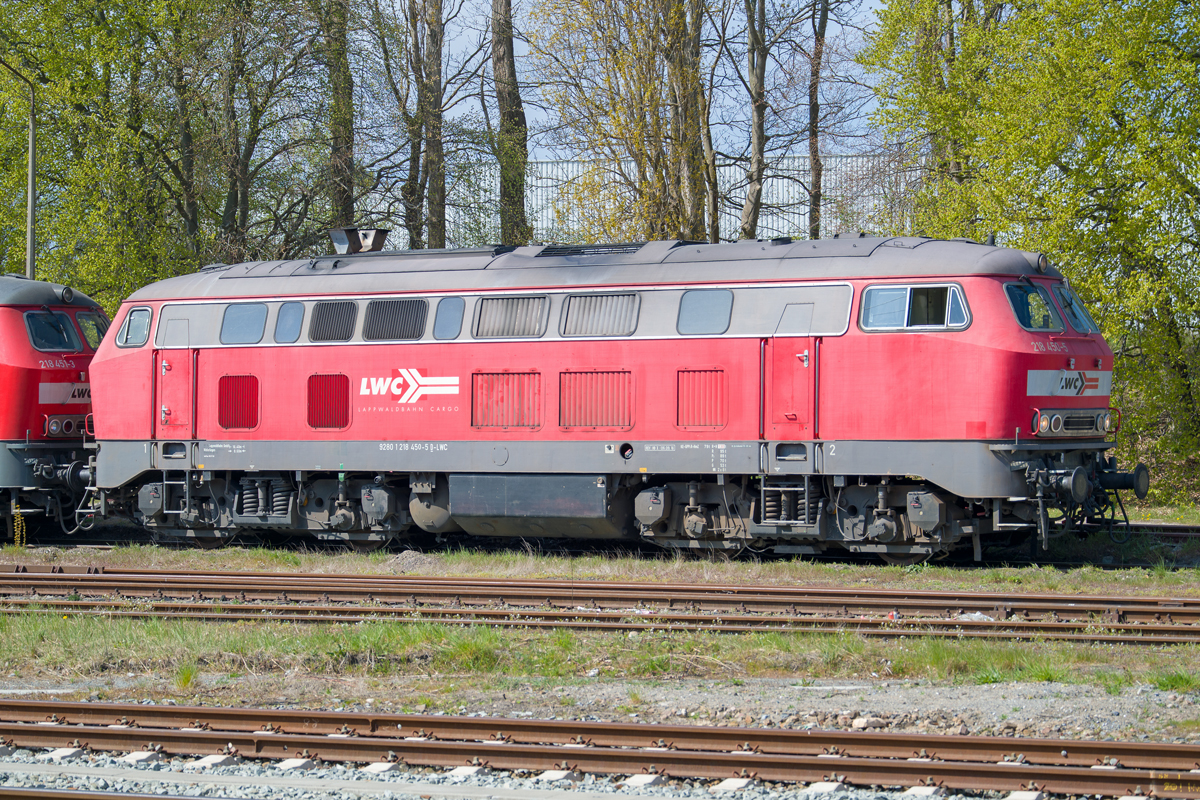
359;229;389;251
328;228;391;254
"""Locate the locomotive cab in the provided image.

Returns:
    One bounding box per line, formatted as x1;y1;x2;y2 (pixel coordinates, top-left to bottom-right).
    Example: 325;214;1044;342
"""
0;275;108;539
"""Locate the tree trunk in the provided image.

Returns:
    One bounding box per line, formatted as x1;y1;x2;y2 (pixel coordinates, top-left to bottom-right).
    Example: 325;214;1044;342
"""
701;87;719;243
172;20;199;251
665;0;707;240
738;0;767;239
492;0;531;246
424;0;446;248
219;12;248;261
402;0;427;249
808;0;829;240
326;0;355;227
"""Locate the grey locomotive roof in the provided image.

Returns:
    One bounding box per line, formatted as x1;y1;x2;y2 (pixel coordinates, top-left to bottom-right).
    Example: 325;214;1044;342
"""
0;274;101;308
125;236;1063;302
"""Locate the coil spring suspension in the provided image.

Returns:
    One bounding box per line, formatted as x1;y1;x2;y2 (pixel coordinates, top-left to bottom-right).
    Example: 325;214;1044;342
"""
763;492;781;521
761;480;824;525
238;481;258;516
270;480;291;516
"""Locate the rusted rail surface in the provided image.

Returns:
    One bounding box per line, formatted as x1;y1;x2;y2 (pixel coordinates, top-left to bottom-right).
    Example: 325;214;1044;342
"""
0;567;1197;643
0;700;1197;797
3;566;1200;620
0;599;1198;644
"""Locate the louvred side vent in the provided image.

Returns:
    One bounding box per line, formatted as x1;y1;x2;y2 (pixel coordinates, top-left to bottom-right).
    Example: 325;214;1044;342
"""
560;371;633;428
308;373;350;428
218;375;259;429
677;369;726;428
472;372;542;428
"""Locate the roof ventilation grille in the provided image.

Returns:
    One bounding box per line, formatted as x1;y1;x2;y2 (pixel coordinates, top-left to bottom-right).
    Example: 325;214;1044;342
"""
537;243;645;257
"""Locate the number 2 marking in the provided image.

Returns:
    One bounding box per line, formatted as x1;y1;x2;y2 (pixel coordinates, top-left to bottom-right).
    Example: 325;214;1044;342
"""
828;444;836;457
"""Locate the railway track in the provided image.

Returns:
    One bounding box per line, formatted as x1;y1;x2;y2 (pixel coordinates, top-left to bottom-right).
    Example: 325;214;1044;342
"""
0;567;1198;643
0;699;1197;797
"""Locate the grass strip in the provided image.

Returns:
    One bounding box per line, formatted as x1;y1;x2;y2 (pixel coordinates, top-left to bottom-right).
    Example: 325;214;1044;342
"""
1;614;1196;692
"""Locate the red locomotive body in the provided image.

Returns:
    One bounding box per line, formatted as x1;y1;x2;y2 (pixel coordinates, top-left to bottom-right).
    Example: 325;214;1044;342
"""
89;236;1147;559
0;275;107;536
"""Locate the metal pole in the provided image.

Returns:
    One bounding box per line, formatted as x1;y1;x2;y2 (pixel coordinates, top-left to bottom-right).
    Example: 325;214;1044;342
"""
0;56;35;280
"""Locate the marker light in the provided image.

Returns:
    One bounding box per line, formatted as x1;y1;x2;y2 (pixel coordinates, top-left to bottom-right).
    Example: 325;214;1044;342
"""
1050;414;1064;433
1096;412;1106;432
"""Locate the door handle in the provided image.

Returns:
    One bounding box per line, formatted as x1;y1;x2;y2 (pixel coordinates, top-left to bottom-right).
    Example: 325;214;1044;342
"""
161;406;171;424
798;350;809;367
162;360;171;375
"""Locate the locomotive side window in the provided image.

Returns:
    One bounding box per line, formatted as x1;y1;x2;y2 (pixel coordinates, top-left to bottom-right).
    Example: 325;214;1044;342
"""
860;285;969;330
76;311;109;350
309;301;358;342
363;299;428;341
220;303;268;345
561;293;640;336
860;287;907;328
1006;283;1062;331
26;311;83;352
677;289;734;335
474;296;548;338
115;307;152;348
1052;285;1099;334
274;302;305;343
433;296;465;339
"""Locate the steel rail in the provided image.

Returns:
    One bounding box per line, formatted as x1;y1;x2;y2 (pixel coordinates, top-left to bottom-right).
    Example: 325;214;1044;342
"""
1;599;1199;644
4;700;1199;772
1;567;1198;624
0;716;1196;797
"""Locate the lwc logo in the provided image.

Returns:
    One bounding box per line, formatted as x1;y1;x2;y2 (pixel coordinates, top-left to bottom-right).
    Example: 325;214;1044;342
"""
359;368;460;403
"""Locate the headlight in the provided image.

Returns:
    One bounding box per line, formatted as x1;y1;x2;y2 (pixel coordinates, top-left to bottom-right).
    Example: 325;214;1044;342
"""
48;419;61;435
1104;411;1113;432
1039;414;1050;434
1096;412;1106;432
1050;414;1064;433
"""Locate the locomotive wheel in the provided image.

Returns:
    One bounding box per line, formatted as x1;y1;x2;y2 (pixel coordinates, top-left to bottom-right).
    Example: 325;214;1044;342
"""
878;551;930;567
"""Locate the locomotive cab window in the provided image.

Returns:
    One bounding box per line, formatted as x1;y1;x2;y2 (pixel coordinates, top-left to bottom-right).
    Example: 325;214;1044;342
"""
76;311;109;350
677;289;734;335
1052;284;1099;334
220;303;268;345
1006;283;1063;331
274;302;305;343
860;285;969;330
115;307;152;348
25;310;83;352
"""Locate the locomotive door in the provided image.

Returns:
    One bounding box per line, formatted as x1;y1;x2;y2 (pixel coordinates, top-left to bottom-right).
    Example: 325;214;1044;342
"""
766;303;816;440
154;319;196;439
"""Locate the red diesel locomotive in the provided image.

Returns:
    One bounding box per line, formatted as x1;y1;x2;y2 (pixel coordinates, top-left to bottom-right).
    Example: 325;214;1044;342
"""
1;274;108;537
87;234;1149;561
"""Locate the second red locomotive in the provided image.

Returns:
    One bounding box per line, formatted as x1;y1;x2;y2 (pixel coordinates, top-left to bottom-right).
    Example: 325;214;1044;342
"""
1;274;107;538
86;235;1148;560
